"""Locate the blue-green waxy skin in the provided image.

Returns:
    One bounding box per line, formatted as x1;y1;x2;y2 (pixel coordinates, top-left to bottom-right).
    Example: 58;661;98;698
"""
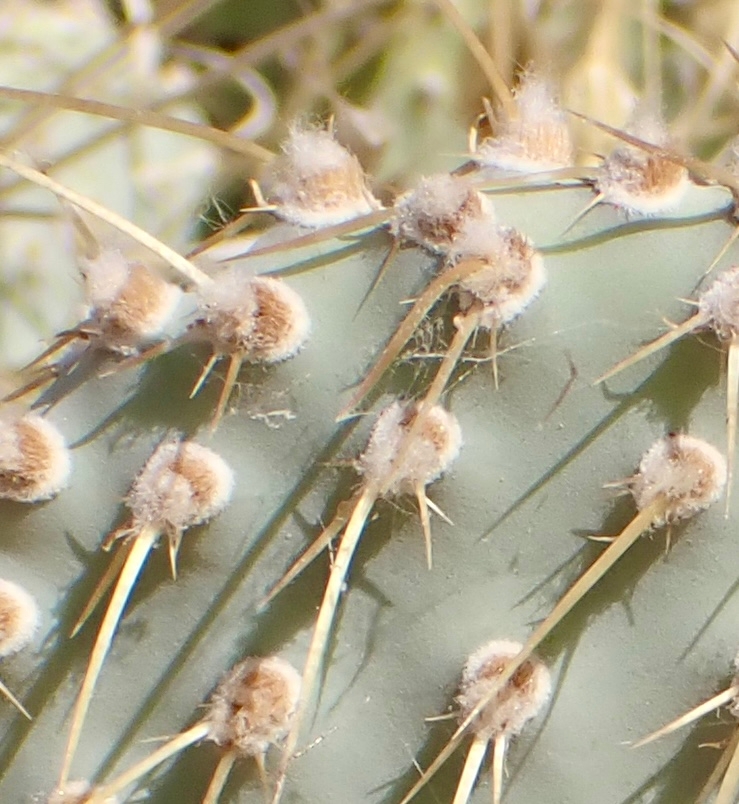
5;7;739;802
3;172;739;804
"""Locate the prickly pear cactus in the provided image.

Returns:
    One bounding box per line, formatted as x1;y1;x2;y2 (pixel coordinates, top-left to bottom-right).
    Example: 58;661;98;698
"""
5;2;739;804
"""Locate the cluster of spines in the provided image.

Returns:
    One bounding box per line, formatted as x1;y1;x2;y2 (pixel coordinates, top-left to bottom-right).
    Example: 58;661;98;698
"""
7;246;312;431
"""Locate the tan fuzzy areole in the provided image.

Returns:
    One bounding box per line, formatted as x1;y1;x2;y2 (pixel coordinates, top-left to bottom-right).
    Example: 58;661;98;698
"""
456;641;551;740
455;224;545;329
193;273;310;362
96;262;179;345
290;164;369;215
411;187;485;249
170;449;222;515
391;174;494;254
0;580;39;658
0;419;54;499
80;656;300;804
591;114;690;216
188;271;311;430
358;399;463;495
699;267;739;340
630;434;727;526
599;149;687;202
474;72;574;173
124;440;235;535
265;127;381;227
247;278;309;361
207;656;302;758
0;415;71;503
450;639;551;804
0;579;39;718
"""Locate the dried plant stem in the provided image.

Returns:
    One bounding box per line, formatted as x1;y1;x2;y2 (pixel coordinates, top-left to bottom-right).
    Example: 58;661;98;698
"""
415;480;434;570
0;86;272;161
415;311;483;417
0;0;217;147
237;208;391;261
0;154;211;288
641;0;661;110
59;525;160;786
430;0;514;118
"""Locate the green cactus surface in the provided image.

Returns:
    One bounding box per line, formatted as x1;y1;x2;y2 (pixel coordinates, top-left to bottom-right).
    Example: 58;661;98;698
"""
7;3;739;804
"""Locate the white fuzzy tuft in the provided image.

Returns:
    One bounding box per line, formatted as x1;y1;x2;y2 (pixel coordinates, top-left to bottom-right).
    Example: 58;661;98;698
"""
631;434;726;525
0;413;71;503
456;639;551;739
82;250;181;347
595;113;690;215
698;266;739;340
126;440;234;534
82;250;131;309
0;579;39;658
207;655;301;758
359;399;462;493
281;128;357;174
391;174;495;254
474;72;573;173
195;270;311;362
451;219;546;328
264;126;381;227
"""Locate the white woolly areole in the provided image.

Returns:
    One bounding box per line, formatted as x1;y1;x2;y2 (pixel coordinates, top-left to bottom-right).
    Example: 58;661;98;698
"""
0;579;39;658
126;441;234;533
46;781;118;804
594;114;689;215
474;74;574;173
391;174;495;254
82;250;132;309
0;413;71;502
456;639;551;739
195;270;311;362
452;219;546;328
264;127;381;227
83;250;181;346
698;266;739;340
630;435;726;526
207;655;302;757
359;400;462;494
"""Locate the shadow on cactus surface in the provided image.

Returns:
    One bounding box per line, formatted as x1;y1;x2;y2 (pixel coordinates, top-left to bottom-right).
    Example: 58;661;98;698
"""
7;1;739;803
